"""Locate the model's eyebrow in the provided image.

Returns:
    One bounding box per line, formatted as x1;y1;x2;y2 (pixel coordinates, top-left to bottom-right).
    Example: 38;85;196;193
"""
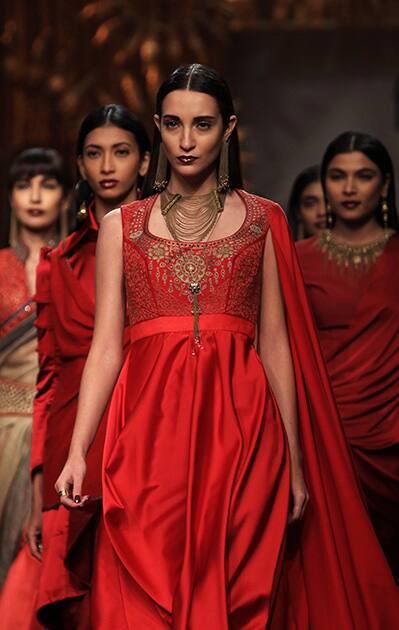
84;142;133;149
327;167;377;174
162;115;217;122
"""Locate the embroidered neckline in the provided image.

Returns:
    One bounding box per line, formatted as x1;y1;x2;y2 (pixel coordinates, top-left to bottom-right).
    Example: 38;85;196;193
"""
317;229;395;270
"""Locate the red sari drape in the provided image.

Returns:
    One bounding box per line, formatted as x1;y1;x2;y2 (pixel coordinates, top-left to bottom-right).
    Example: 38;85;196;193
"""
30;208;103;628
296;234;399;579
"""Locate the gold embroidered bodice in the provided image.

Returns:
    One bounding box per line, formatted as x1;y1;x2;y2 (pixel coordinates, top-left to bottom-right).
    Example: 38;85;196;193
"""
121;191;270;327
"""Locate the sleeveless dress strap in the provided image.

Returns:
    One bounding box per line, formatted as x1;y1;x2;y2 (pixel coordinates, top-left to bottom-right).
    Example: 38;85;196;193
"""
121;197;155;242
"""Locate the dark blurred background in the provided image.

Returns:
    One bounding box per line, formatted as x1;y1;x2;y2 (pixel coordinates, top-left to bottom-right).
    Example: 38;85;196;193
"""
2;0;399;244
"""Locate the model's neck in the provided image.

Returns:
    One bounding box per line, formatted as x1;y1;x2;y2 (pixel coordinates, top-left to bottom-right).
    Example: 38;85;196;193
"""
167;170;218;197
18;225;57;256
332;215;385;244
94;185;138;224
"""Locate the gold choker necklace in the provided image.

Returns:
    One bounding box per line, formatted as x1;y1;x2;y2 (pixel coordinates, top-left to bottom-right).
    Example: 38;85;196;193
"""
160;189;225;243
318;229;393;270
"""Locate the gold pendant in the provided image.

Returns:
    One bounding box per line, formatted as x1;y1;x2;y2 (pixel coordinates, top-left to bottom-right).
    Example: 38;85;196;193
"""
174;252;206;284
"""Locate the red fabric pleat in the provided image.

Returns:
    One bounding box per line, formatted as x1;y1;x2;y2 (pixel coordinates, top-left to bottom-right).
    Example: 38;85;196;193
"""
268;209;399;628
0;544;42;630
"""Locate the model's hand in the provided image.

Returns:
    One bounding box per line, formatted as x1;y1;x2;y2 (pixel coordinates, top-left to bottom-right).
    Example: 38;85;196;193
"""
25;508;43;560
25;470;44;559
289;461;309;524
55;455;89;509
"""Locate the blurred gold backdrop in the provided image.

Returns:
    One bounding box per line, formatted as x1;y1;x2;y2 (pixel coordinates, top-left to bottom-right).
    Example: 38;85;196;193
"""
1;0;399;243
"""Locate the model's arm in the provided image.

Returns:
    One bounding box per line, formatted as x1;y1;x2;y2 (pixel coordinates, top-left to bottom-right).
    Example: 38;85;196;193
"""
28;248;59;559
55;209;125;509
258;229;309;522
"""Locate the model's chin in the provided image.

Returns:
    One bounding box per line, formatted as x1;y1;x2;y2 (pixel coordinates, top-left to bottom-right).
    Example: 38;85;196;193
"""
20;216;58;232
95;184;132;201
335;210;367;222
313;224;327;235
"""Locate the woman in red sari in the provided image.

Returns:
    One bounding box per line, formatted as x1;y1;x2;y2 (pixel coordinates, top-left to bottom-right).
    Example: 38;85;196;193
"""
0;148;67;624
296;131;399;580
57;66;398;629
29;105;150;629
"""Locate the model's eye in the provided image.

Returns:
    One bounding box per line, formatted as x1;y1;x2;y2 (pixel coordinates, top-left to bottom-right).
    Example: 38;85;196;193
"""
328;172;343;181
302;198;318;209
14;180;30;190
43;179;59;190
115;149;130;157
358;172;374;181
86;150;100;159
164;120;179;129
197;120;212;130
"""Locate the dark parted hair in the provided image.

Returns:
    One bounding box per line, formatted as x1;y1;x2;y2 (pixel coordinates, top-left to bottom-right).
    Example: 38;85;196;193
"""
287;164;320;240
8;147;67;192
141;63;243;197
321;131;398;230
75;104;151;207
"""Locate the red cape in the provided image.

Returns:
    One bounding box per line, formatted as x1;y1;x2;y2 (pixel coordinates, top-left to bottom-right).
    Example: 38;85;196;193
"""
266;202;398;627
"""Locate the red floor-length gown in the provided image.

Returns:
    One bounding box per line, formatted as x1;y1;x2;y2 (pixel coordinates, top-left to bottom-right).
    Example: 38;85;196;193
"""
30;206;104;628
92;192;399;630
296;233;399;579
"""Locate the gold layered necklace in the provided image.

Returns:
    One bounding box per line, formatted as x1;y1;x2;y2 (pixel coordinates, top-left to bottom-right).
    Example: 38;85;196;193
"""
318;229;394;270
160;188;226;351
160;188;225;242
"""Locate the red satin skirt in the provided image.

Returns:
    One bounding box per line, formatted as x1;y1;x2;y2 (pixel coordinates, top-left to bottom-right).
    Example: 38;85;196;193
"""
94;314;291;629
0;543;42;630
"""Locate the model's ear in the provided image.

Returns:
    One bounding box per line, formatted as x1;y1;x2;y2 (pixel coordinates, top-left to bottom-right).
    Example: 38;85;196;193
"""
223;115;238;142
139;151;151;178
382;174;391;198
154;114;161;134
77;155;87;181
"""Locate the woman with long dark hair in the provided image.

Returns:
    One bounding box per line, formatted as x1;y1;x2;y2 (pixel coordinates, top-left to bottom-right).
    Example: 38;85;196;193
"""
0;147;68;623
287;164;326;239
4;106;149;630
57;69;398;628
296;130;399;580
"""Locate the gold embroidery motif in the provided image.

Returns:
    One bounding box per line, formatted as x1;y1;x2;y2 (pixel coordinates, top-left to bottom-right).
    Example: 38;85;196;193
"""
174;252;206;285
249;223;262;235
148;243;167;261
129;229;143;241
214;243;234;259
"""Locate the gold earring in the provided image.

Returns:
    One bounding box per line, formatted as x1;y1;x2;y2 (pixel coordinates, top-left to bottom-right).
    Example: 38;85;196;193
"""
9;208;18;247
382;198;389;232
77;201;88;221
217;139;230;193
326;202;334;229
153;143;168;192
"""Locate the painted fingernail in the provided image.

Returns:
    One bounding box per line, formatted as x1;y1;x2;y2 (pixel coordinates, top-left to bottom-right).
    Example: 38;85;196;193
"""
74;495;81;503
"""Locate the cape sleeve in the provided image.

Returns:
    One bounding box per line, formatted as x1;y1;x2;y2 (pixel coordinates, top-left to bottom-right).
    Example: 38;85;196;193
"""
30;247;60;478
266;201;399;628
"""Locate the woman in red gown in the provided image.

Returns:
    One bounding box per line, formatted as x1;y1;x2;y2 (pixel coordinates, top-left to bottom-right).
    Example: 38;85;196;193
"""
286;165;326;239
57;66;399;629
29;105;150;629
296;131;399;580
0;147;67;626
